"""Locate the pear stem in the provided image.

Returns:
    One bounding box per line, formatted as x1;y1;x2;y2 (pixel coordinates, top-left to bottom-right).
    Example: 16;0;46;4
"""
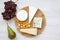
7;23;8;26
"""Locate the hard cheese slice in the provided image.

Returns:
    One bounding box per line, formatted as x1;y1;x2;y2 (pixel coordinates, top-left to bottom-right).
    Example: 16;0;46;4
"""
33;17;42;28
29;6;38;23
20;28;37;35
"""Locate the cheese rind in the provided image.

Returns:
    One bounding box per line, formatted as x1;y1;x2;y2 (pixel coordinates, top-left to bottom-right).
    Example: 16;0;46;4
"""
33;17;42;28
20;28;37;35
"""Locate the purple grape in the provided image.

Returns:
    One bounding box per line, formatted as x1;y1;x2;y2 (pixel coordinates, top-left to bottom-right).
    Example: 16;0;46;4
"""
2;1;17;20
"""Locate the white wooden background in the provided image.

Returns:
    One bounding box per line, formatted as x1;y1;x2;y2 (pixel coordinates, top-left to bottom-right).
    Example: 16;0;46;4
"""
0;0;60;40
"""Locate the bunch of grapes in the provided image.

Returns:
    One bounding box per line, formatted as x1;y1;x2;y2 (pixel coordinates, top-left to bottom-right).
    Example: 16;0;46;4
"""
2;1;17;20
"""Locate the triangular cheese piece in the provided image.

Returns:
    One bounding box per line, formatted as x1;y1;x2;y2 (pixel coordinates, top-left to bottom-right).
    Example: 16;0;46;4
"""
20;28;37;35
29;6;38;23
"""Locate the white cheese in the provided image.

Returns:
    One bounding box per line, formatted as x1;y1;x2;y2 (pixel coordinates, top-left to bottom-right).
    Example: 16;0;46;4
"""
16;10;28;21
33;17;42;28
20;28;37;35
29;6;38;23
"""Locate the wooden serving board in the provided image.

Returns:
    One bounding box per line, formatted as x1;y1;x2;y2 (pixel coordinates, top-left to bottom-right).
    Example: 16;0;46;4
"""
15;6;46;38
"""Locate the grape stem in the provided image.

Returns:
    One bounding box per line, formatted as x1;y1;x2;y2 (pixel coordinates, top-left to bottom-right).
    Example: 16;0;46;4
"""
15;0;18;3
10;0;18;3
10;0;12;1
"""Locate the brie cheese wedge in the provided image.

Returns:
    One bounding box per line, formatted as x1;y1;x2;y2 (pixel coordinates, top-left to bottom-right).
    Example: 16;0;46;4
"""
33;17;42;28
20;28;37;35
29;6;38;23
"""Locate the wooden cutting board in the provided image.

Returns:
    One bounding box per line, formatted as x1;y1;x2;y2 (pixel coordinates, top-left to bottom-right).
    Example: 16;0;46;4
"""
15;6;46;38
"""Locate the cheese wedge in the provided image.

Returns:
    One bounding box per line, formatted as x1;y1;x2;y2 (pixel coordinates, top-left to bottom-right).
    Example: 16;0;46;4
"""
20;28;37;35
33;17;42;28
29;6;38;23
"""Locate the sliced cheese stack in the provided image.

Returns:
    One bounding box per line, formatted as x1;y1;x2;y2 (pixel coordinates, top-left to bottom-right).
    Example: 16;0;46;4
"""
20;28;37;35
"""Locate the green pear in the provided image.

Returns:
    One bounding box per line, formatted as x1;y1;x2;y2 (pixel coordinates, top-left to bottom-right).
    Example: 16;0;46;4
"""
7;25;16;39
